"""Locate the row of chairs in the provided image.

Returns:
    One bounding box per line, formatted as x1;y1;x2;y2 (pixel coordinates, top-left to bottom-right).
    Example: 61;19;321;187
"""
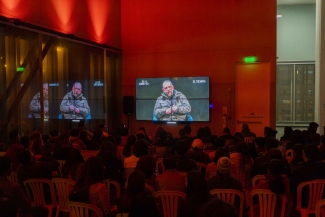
22;178;120;217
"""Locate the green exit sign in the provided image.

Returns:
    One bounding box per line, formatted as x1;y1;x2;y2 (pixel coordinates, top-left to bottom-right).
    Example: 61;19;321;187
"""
244;56;256;63
17;67;25;72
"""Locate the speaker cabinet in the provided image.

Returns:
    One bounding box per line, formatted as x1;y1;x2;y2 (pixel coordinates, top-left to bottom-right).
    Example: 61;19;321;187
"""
123;96;134;114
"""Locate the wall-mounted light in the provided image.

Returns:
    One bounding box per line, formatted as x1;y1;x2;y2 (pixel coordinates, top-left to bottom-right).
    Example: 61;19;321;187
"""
277;15;282;18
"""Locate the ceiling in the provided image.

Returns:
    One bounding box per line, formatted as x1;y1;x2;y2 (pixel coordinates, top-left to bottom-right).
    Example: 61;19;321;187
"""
277;0;315;5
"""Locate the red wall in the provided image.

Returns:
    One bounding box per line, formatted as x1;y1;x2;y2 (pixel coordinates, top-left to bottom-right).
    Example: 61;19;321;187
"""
121;0;277;137
0;0;121;47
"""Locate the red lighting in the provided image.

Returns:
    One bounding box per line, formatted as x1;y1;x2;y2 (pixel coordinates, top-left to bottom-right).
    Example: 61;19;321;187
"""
1;0;22;10
86;0;109;42
51;0;76;31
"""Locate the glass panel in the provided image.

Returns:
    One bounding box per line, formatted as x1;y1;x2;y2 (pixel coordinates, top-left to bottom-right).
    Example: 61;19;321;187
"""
276;64;293;122
295;64;315;122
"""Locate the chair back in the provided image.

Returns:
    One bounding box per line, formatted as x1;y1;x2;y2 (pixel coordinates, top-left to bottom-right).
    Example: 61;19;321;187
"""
145;183;155;195
103;179;121;199
57;160;66;178
315;199;325;217
210;189;244;217
244;137;255;144
252;175;266;188
81;150;98;161
52;178;76;212
296;179;325;215
156;158;165;175
250;189;287;217
7;172;18;184
23;178;56;207
68;201;103;217
116;213;129;217
154;190;186;217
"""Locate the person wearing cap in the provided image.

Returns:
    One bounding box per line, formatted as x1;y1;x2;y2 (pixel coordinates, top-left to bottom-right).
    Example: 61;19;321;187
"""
206;157;242;191
187;139;210;164
175;140;197;172
307;121;320;145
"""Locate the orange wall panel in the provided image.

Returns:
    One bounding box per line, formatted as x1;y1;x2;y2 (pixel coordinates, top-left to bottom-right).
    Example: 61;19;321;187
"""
121;0;276;136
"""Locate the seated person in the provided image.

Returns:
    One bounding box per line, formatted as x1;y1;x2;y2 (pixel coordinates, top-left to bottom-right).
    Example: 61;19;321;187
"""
187;139;210;164
175;140;197;172
155;155;186;192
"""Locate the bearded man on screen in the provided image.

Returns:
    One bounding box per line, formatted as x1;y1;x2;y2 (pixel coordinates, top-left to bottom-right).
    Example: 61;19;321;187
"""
60;82;90;119
154;80;191;121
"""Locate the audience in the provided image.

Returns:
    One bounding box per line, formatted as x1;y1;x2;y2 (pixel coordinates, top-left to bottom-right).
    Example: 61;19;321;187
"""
3;123;325;217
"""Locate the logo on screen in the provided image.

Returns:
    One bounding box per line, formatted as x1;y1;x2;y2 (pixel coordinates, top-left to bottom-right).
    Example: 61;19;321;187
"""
139;80;149;86
193;80;206;83
94;81;104;86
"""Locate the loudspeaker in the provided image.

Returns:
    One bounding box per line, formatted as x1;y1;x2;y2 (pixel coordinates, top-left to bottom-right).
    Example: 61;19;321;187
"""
123;96;134;114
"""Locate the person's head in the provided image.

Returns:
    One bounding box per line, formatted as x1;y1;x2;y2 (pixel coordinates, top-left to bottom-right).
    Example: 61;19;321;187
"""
303;144;320;161
242;123;249;131
217;156;231;175
284;126;293;136
105;135;117;146
72;82;82;98
20;136;31;149
0;156;12;176
191;139;204;151
65;148;84;166
92;128;103;140
98;141;116;157
204;126;212;137
175;140;190;156
70;128;80;138
84;156;104;184
102;150;118;170
265;138;279;152
54;133;70;149
8;129;19;142
135;155;156;179
264;126;274;137
79;130;89;142
78;120;86;130
42;135;50;143
30;130;41;141
98;124;108;132
121;127;129;136
293;143;304;158
223;127;231;134
49;130;60;138
183;125;192;134
291;130;304;144
163;155;177;170
186;170;209;198
127;171;146;195
16;148;32;165
196;128;206;139
254;137;265;151
213;147;230;164
136;130;146;140
132;139;149;158
309;122;319;131
43;83;48;98
214;138;226;149
126;134;137;145
162;80;174;98
198;197;238;217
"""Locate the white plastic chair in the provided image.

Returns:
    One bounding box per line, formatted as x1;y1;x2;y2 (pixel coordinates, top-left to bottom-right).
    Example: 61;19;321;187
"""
57;160;66;178
156;158;165;175
250;189;287;217
7;171;18;184
103;179;121;200
51;178;76;217
68;201;103;217
154;190;186;217
23;178;57;216
296;179;325;217
252;175;266;188
315;199;325;217
210;189;245;217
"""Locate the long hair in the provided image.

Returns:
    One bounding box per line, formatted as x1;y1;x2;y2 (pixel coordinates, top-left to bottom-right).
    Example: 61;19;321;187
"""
72;156;104;201
268;159;285;195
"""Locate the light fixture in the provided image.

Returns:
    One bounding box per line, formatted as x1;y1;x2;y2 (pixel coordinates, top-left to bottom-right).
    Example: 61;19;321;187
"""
277;15;282;18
